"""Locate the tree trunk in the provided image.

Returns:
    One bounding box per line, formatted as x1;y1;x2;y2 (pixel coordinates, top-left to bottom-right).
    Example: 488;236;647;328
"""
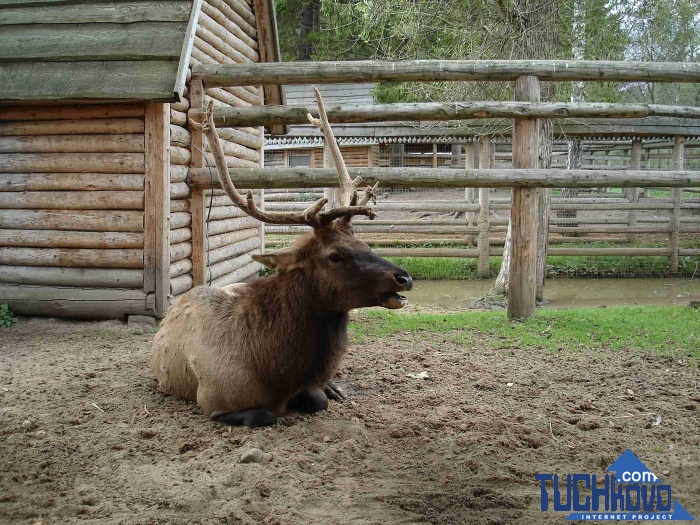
298;0;320;61
536;119;553;301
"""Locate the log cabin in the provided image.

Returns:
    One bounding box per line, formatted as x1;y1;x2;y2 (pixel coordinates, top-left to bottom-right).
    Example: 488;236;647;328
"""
0;0;284;319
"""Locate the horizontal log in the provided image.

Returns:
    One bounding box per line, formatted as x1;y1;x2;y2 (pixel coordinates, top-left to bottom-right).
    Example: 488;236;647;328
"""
0;153;144;173
170;146;191;165
206;205;248;221
0;133;144;153
0;118;144;136
217;127;263;150
170;212;191;229
0;229;143;249
209;236;261;265
208;252;253;281
0;247;143;268
170;165;188;183
197;102;700;127
207;216;259;235
0;22;183;62
0;190;143;210
170;258;192;278
0;209;143;231
0;173;143;191
172;98;190;113
374;248;479;258
170;125;190;147
188;168;700;189
0;2;192;25
170;274;193;296
679;249;700;256
170;200;190;212
0;103;144;121
193;60;700;86
208;227;259;250
205;134;260;163
549;226;671;233
170;109;187;127
547;247;672;256
0;265;142;288
170;241;192;263
206;86;258;107
210;259;261;287
0;284;150;319
170;227;192;244
0;134;144;153
170;182;190;199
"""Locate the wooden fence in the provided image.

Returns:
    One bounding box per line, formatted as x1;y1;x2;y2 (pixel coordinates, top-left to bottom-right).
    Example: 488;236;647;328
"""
187;59;700;318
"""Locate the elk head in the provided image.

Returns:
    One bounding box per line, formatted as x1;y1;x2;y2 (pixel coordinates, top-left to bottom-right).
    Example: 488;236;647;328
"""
190;88;413;311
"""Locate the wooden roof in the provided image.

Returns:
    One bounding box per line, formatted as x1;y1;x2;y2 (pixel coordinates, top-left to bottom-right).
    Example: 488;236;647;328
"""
0;0;282;103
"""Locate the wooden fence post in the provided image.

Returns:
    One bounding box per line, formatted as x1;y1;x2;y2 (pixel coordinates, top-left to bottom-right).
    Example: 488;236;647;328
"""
432;142;438;168
190;79;207;287
628;139;642;242
508;75;540;319
144;102;170;317
464;143;476;245
477;136;492;277
670;136;684;272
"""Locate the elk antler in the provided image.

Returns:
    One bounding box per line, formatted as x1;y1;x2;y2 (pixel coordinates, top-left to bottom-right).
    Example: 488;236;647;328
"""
189;97;376;227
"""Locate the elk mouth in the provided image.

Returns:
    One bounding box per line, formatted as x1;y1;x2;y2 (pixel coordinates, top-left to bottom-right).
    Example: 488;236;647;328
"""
378;291;409;309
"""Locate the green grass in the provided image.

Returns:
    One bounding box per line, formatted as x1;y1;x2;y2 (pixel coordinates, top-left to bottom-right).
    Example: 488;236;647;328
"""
350;305;700;357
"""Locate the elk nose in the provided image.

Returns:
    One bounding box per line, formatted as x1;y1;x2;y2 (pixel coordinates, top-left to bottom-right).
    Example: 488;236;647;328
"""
395;273;413;291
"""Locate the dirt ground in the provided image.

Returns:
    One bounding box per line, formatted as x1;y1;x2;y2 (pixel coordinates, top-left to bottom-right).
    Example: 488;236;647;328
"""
1;315;699;525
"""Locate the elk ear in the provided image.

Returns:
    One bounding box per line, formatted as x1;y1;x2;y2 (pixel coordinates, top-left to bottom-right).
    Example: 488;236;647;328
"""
252;247;304;272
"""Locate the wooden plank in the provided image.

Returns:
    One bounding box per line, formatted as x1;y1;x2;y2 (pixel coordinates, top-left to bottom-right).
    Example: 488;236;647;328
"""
0;209;143;231
189;79;207;287
0;2;191;24
0;173;143;191
0;191;143;209
0;103;143;121
508;75;539;320
0;265;142;288
197;101;700;126
477;136;491;277
0;153;144;173
143;102;170;315
0;229;143;248
0;134;144;153
0;118;144;136
0;283;150;319
670;136;684;272
0;23;184;62
0;247;143;268
0;61;179;101
188;167;700;189
192;60;700;86
174;0;202;97
627;140;641;242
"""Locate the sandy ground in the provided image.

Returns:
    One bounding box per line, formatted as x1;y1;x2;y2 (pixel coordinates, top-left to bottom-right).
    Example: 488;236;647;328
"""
1;315;699;524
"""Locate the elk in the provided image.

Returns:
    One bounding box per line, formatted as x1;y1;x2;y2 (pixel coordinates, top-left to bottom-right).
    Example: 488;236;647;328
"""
150;88;413;427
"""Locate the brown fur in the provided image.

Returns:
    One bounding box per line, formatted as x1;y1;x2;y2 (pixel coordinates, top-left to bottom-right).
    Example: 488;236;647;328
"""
150;220;411;421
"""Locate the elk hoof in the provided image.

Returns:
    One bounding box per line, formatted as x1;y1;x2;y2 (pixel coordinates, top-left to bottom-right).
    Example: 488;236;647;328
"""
324;380;347;402
288;387;329;414
212;408;277;428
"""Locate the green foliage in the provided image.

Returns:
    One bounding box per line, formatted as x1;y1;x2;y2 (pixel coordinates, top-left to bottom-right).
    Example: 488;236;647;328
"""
351;305;700;357
0;304;18;328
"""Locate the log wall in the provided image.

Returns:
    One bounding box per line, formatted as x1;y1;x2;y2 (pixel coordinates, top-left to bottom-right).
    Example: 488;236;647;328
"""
173;0;265;297
0;103;153;318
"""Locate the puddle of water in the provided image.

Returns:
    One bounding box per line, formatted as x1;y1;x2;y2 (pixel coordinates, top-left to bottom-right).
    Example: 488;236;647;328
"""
408;277;700;310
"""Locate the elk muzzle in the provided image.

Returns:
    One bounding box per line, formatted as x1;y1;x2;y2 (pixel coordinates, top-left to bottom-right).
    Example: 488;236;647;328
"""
378;271;413;310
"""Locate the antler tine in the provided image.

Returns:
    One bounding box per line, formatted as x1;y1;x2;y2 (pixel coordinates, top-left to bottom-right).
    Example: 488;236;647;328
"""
307;86;362;207
189;101;327;226
358;182;379;207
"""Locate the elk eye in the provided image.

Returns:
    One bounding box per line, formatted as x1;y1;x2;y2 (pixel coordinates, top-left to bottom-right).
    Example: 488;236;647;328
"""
328;253;343;263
